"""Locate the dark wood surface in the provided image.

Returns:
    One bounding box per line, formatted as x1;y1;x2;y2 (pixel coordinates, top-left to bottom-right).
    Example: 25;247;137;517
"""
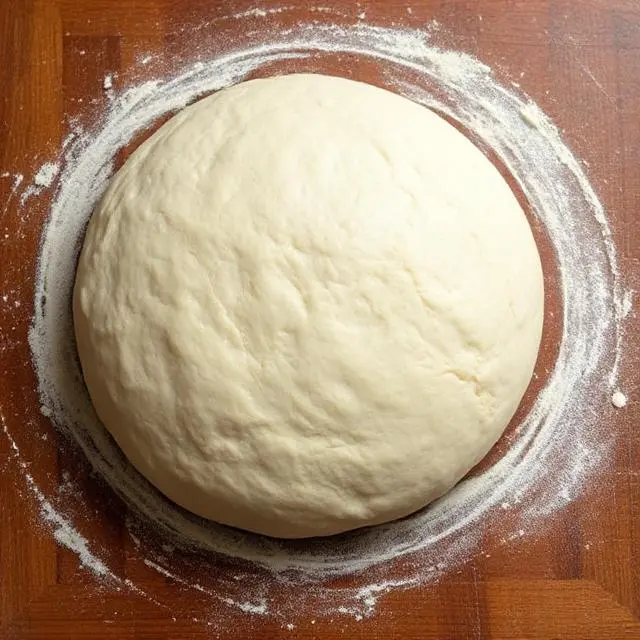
1;0;640;638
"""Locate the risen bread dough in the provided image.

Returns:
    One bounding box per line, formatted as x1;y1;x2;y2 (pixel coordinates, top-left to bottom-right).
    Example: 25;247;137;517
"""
73;74;544;538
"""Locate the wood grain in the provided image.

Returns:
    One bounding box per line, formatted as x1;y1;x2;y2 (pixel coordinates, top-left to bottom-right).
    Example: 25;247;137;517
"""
1;0;640;638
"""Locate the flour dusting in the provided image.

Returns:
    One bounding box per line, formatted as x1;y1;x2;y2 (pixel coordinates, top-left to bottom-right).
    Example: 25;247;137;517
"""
1;411;112;578
0;9;629;625
34;162;60;188
17;162;59;205
611;391;627;409
1;172;24;214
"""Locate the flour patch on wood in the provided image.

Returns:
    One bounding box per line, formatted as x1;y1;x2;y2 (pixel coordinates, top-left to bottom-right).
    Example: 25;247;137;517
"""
611;391;627;409
34;162;59;188
19;163;59;205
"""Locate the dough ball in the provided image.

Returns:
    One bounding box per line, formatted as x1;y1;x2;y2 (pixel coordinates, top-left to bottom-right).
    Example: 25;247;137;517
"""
73;74;544;538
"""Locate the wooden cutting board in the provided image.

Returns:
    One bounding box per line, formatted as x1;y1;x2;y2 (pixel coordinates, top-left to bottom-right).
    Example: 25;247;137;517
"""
1;1;639;638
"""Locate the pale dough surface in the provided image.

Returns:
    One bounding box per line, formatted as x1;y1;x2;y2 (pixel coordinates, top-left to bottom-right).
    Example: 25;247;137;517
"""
73;73;544;538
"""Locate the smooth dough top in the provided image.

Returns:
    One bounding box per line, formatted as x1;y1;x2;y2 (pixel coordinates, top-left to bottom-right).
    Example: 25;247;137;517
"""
73;73;544;538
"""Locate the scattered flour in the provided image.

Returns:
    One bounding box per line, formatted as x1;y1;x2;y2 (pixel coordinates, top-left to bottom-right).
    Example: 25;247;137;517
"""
34;162;59;187
0;410;111;578
103;73;115;100
224;599;268;616
1;173;24;214
622;289;634;318
0;8;630;625
520;102;542;128
232;6;295;19
611;391;627;408
17;163;59;205
234;7;268;19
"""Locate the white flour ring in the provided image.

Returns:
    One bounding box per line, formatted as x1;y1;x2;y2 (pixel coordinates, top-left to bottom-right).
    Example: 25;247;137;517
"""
26;20;624;616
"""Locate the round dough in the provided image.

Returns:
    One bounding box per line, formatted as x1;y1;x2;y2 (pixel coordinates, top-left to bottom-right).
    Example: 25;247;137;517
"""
73;73;544;538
